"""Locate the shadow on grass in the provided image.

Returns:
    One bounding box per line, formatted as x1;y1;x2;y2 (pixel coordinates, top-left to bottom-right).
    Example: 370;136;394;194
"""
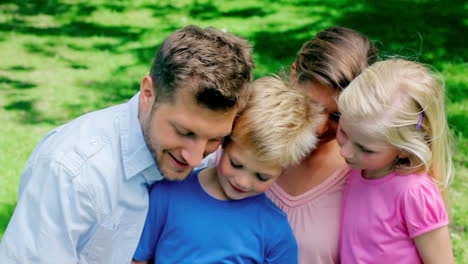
447;105;468;166
253;23;319;61
188;1;273;20
334;0;467;64
0;21;142;39
446;79;468;105
0;76;36;90
71;74;140;111
4;99;60;125
0;0;95;16
22;42;89;70
251;22;331;75
0;203;16;238
6;66;35;71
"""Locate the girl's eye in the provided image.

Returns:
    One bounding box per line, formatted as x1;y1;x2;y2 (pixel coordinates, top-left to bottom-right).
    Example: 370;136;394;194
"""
230;159;243;169
359;145;374;154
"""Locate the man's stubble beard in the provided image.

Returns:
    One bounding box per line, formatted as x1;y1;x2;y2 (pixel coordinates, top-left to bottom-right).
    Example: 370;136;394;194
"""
142;121;192;181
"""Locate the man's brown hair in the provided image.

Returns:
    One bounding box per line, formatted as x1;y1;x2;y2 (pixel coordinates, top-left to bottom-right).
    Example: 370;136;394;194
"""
150;25;254;111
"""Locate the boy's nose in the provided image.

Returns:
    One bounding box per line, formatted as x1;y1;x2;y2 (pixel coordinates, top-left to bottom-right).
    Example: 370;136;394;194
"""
234;174;250;191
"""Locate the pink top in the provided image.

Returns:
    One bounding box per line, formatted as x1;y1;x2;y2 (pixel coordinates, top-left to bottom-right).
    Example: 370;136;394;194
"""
266;166;350;264
340;169;449;264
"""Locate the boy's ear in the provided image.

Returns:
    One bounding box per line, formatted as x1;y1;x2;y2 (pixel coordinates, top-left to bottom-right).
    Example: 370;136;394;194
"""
139;76;156;112
290;62;297;82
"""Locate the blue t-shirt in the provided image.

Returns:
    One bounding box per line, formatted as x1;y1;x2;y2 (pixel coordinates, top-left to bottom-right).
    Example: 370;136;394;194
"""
134;169;298;264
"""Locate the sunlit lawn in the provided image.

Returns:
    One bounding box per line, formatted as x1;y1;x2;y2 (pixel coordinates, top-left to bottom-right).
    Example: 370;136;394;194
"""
0;0;466;261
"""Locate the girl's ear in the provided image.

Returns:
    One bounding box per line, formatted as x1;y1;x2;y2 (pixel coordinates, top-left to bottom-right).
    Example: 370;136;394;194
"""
398;151;409;159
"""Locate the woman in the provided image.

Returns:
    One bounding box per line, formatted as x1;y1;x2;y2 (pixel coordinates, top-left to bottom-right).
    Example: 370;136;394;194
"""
266;26;379;263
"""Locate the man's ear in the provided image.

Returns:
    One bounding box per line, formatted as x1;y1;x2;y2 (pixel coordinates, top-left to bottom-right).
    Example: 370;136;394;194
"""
290;62;297;82
139;75;156;112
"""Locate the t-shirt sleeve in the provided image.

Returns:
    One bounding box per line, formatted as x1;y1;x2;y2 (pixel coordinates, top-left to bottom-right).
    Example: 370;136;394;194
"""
264;216;298;264
133;182;168;261
400;179;449;238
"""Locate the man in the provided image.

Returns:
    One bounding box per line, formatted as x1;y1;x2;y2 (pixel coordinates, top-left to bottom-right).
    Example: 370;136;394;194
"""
0;25;254;263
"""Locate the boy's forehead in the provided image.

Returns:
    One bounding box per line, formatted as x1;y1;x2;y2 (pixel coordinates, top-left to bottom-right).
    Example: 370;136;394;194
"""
228;139;283;170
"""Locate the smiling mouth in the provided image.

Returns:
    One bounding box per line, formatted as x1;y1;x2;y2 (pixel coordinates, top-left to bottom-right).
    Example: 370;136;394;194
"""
169;153;190;168
229;182;246;193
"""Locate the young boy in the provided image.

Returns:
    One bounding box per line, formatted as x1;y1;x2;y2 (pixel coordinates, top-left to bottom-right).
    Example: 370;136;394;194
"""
132;76;324;264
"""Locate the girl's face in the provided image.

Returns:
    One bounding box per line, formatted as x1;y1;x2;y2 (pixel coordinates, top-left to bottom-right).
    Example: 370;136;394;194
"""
216;140;283;200
298;81;341;146
336;117;402;179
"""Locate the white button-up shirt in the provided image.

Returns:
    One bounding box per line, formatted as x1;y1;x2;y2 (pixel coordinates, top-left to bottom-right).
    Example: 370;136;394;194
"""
0;93;163;263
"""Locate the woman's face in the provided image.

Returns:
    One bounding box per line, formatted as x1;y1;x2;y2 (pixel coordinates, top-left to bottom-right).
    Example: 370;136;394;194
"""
298;81;341;145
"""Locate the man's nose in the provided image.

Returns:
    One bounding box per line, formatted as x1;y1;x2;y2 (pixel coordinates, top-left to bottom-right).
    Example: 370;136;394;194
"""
180;139;207;167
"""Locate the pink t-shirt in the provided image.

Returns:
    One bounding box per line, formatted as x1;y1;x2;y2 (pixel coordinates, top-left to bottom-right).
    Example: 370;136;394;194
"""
340;169;449;264
266;166;350;264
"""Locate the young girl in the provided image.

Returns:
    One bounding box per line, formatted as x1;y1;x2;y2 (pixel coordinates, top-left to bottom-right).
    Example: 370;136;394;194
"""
132;76;324;264
337;59;455;263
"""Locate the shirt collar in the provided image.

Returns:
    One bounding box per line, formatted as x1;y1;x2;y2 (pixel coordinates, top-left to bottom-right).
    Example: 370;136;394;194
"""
120;92;163;184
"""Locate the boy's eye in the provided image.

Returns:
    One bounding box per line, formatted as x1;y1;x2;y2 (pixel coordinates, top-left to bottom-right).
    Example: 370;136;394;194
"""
230;159;243;169
255;173;269;182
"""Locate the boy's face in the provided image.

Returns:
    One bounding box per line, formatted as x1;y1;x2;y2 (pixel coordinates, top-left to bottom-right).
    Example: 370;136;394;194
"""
216;140;283;200
139;76;238;181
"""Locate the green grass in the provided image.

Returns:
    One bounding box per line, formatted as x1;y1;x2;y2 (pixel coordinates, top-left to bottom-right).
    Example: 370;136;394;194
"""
1;0;466;261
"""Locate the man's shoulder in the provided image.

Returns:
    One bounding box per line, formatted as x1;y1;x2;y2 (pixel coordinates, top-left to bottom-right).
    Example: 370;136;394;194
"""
31;103;128;184
53;103;124;151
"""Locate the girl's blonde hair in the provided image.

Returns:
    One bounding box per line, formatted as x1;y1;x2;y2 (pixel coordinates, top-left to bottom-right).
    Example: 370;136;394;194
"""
230;76;324;168
338;59;453;193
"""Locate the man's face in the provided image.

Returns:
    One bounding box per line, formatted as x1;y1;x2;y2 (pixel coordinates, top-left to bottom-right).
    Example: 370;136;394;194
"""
139;77;238;181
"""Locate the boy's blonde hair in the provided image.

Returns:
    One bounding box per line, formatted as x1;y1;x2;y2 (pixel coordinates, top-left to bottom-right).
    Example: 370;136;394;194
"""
338;59;453;191
230;76;324;168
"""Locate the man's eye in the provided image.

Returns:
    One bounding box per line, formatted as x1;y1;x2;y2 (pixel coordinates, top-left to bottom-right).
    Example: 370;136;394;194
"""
175;128;191;137
230;159;243;169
